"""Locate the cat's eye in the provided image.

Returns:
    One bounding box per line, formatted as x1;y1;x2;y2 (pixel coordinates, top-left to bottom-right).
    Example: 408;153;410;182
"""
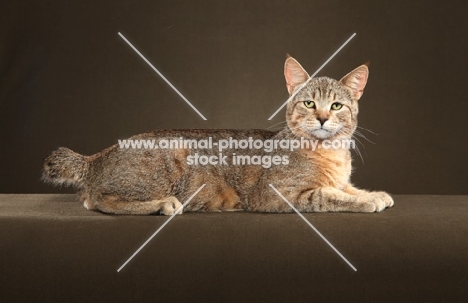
331;102;343;110
304;101;315;109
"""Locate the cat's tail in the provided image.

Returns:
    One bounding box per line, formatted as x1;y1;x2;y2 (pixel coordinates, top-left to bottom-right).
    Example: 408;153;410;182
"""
42;147;88;188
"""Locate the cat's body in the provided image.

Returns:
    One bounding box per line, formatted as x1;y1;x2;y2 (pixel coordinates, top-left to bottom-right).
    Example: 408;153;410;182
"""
42;57;394;215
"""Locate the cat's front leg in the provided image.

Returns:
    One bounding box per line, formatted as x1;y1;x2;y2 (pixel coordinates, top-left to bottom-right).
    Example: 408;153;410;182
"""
304;187;378;213
344;185;394;211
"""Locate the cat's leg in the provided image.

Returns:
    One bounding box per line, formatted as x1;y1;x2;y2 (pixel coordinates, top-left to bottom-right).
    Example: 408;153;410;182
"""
300;187;380;213
93;195;183;215
344;184;394;209
253;186;382;213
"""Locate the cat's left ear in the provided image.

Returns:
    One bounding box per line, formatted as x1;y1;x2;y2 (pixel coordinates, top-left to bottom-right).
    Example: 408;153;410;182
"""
284;56;310;95
340;64;369;101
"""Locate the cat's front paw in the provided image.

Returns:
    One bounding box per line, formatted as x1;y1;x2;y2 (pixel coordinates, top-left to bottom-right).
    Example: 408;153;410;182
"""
159;198;183;216
372;191;394;209
357;191;393;212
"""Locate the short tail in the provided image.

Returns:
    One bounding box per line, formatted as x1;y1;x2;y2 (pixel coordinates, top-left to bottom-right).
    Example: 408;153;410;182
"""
42;147;88;188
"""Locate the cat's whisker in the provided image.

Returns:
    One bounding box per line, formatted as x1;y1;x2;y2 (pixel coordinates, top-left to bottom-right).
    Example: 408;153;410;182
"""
357;126;378;136
336;128;353;140
284;131;300;141
349;132;368;164
266;120;287;130
351;135;369;157
353;130;376;144
351;135;366;149
353;143;364;164
331;128;366;164
285;125;308;138
288;126;306;133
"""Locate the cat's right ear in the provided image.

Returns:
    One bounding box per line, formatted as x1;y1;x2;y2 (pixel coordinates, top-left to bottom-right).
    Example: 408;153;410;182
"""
284;57;309;95
339;64;369;101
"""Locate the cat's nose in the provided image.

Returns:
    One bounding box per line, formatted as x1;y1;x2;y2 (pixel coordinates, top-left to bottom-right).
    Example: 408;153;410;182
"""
317;117;328;126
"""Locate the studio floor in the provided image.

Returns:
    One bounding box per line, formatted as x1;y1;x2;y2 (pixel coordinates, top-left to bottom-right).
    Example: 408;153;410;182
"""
1;194;467;302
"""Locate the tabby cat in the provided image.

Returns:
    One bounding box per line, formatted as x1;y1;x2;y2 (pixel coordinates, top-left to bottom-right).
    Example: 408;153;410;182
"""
42;56;393;215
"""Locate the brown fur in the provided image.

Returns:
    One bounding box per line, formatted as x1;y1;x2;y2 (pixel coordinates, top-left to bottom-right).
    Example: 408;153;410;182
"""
42;57;393;215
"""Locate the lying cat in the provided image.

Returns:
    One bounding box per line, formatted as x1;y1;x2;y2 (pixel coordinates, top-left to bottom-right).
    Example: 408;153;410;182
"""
42;56;393;215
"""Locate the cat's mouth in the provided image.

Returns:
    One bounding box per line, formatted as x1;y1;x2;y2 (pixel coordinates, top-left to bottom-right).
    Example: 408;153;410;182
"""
311;129;334;139
293;124;342;140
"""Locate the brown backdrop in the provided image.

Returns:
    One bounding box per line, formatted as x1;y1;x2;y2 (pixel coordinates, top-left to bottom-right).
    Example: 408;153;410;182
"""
1;0;467;194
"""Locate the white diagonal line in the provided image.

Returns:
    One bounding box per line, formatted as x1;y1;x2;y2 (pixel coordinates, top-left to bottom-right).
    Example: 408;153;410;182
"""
267;33;356;120
269;184;357;271
118;32;207;120
117;184;206;272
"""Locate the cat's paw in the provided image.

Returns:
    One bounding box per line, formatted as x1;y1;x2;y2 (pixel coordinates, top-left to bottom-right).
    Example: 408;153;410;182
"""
357;192;393;212
159;198;183;216
357;202;377;213
372;191;394;208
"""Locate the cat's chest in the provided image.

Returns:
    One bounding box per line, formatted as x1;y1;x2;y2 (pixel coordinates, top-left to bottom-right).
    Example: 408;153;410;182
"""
296;148;351;189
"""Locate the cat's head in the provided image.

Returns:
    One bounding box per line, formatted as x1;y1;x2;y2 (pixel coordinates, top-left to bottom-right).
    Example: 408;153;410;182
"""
284;56;368;141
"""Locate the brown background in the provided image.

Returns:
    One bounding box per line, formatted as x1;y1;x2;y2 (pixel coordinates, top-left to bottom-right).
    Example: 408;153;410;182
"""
1;0;467;194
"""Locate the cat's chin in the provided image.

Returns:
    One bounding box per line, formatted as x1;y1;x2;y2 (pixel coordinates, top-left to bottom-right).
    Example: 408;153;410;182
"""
310;129;334;140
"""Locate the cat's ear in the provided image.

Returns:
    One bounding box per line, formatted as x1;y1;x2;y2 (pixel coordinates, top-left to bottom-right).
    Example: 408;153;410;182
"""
284;56;310;95
340;64;369;101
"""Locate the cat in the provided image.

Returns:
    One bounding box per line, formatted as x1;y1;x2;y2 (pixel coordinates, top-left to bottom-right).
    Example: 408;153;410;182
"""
42;56;394;215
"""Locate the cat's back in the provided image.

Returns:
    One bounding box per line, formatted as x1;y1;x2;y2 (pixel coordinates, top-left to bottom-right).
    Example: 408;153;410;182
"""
89;129;277;166
132;129;277;141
